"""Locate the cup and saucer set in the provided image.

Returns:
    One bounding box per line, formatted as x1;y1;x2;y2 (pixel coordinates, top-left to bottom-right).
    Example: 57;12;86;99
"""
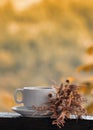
12;86;54;118
12;86;93;120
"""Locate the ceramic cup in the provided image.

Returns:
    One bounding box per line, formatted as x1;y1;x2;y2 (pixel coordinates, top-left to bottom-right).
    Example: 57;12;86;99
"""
14;87;54;109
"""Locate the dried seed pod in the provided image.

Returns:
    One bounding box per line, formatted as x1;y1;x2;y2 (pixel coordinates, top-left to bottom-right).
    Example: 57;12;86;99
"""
66;79;70;83
48;93;53;98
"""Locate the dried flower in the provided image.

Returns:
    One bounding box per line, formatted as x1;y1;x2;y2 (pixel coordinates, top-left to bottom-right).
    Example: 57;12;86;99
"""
32;80;87;128
48;80;87;128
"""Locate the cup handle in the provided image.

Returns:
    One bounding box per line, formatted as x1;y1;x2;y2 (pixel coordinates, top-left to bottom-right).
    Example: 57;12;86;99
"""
14;89;23;104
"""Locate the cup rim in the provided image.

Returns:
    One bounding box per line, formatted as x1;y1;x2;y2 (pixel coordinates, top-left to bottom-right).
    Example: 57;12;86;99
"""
23;86;53;90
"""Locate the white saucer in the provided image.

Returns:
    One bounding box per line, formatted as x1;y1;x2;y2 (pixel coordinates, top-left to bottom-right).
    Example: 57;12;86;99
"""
12;106;51;118
12;106;93;120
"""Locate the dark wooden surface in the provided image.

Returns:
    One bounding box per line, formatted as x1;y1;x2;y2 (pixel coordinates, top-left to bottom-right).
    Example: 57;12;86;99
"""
0;112;93;130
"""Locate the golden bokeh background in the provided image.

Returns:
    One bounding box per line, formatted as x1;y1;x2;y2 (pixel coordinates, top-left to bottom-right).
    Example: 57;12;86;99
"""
0;0;93;114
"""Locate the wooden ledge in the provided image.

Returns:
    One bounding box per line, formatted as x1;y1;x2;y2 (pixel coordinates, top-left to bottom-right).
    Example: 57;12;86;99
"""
0;112;93;130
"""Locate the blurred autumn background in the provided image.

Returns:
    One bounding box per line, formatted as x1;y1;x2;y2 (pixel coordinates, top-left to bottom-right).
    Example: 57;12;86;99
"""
0;0;93;114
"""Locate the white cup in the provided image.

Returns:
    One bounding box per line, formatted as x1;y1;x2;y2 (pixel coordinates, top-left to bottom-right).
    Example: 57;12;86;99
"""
14;87;54;109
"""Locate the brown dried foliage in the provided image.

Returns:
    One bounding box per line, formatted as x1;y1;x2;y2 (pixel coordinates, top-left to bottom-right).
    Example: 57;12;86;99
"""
48;80;87;128
33;80;87;128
